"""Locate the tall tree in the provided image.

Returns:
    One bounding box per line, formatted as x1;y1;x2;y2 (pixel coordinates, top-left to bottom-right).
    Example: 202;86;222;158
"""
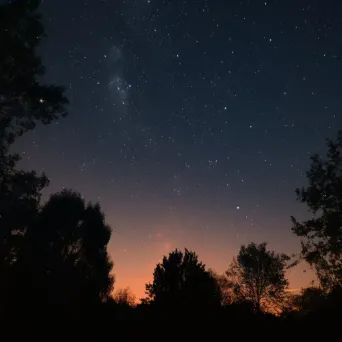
8;190;114;319
144;249;221;313
291;131;342;291
0;0;68;278
226;242;289;312
0;0;67;152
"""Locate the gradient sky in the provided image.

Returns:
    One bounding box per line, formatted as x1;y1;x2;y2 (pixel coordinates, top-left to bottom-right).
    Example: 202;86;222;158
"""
15;0;342;299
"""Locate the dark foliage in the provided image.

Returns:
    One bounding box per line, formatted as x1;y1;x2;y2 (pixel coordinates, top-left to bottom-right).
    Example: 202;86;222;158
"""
0;0;68;285
0;0;68;150
114;287;136;307
1;190;114;327
143;248;222;317
226;242;290;313
292;131;342;290
284;285;342;321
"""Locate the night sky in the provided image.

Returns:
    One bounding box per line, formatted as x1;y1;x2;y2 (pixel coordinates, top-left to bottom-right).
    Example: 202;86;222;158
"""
16;0;342;298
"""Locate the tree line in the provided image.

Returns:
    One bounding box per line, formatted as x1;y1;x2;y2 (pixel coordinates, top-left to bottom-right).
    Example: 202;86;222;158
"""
0;0;341;336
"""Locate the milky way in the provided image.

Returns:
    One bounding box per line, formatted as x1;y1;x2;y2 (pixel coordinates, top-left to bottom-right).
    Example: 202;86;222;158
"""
107;46;131;108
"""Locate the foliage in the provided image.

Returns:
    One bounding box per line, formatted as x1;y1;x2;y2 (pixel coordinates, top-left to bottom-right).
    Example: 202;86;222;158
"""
286;285;342;320
114;287;136;307
0;170;48;263
0;0;118;328
144;248;221;312
226;242;289;312
291;131;342;290
209;270;235;306
292;287;326;314
27;190;114;303
1;190;114;324
0;0;68;152
0;0;68;275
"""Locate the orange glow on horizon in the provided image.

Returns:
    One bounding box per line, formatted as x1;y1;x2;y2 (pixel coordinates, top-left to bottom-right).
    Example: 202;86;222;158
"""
108;218;315;301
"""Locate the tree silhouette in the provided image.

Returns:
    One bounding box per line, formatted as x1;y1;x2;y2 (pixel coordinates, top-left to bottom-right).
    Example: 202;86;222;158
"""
226;242;289;313
114;287;136;307
0;0;68;285
144;248;221;314
292;287;326;316
209;270;235;306
291;131;342;291
0;0;67;152
287;286;342;320
5;190;114;322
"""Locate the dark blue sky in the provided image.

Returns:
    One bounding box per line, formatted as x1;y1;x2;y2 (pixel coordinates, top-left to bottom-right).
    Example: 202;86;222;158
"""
16;0;342;297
